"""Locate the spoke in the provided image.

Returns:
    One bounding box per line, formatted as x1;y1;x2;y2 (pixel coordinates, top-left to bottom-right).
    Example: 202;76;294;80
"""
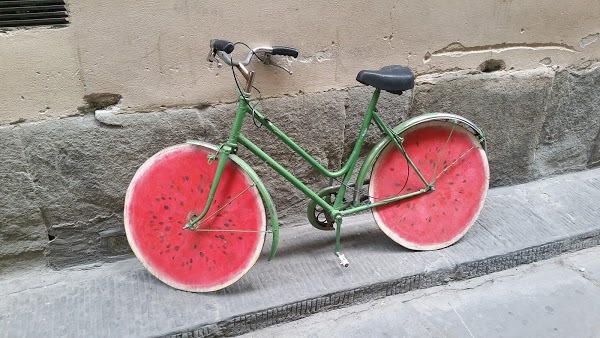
192;183;255;229
432;145;476;183
432;122;456;181
193;228;272;233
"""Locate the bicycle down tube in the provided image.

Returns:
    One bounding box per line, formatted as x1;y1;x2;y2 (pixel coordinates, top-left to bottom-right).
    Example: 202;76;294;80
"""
186;89;432;230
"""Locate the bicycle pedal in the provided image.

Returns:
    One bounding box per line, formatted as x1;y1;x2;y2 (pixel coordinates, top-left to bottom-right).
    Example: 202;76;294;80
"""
335;252;349;267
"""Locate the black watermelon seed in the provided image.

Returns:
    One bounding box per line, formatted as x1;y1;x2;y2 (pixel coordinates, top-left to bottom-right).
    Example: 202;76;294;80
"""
194;245;197;249
166;244;171;248
164;205;169;210
174;246;179;251
165;227;171;231
199;252;204;257
219;235;225;240
161;196;166;200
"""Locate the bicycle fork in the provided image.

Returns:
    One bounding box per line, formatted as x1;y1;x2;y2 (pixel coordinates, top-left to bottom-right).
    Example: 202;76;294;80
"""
183;144;234;230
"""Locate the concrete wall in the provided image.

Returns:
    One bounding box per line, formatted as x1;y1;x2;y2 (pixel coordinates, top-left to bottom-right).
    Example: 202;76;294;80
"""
1;1;600;272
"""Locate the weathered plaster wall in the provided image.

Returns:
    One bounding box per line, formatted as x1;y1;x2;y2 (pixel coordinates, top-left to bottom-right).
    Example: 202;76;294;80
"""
0;27;84;124
1;0;600;124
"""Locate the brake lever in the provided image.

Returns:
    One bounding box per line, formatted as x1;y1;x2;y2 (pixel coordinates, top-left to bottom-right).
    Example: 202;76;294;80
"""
206;49;222;67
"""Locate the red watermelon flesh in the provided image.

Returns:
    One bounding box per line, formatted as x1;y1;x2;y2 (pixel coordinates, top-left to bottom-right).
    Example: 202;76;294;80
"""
370;122;489;250
124;144;265;291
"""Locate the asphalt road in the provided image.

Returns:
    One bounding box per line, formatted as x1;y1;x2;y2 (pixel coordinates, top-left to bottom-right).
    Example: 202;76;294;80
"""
242;246;600;337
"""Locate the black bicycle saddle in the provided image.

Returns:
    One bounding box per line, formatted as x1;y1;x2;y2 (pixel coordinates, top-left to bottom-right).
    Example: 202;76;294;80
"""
356;65;415;94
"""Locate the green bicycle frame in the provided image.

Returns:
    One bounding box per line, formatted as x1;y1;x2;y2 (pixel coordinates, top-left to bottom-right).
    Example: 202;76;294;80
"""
187;89;434;253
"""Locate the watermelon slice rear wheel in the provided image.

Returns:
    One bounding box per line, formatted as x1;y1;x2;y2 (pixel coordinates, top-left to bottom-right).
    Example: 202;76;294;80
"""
124;143;266;292
369;121;489;250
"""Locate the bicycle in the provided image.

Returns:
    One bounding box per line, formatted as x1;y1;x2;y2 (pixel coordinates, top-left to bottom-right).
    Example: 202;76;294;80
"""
124;39;490;292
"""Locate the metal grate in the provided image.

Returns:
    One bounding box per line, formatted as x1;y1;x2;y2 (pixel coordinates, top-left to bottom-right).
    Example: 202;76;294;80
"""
0;0;69;29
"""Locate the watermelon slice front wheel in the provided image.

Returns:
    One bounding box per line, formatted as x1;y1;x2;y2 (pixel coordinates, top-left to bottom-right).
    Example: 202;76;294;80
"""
369;121;489;250
124;143;266;292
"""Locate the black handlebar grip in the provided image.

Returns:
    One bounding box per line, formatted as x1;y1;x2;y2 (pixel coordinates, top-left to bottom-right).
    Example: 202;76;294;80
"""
272;46;299;58
211;39;235;54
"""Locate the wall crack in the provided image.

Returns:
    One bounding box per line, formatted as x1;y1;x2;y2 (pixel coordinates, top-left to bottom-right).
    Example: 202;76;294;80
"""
431;42;578;58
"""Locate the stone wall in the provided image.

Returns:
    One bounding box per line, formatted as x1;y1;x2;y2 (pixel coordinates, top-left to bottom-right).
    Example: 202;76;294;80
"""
1;64;600;272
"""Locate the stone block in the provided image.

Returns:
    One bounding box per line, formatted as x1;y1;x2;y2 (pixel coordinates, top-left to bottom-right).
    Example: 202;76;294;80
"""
533;65;600;176
0;126;48;272
17;111;212;267
409;68;555;186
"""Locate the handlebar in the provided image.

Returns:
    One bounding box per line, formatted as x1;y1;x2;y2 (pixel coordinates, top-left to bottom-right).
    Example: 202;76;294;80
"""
208;39;298;67
207;39;299;93
272;46;299;58
210;39;235;54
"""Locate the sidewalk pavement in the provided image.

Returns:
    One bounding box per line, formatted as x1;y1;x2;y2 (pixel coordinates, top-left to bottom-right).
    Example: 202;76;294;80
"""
1;168;599;337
